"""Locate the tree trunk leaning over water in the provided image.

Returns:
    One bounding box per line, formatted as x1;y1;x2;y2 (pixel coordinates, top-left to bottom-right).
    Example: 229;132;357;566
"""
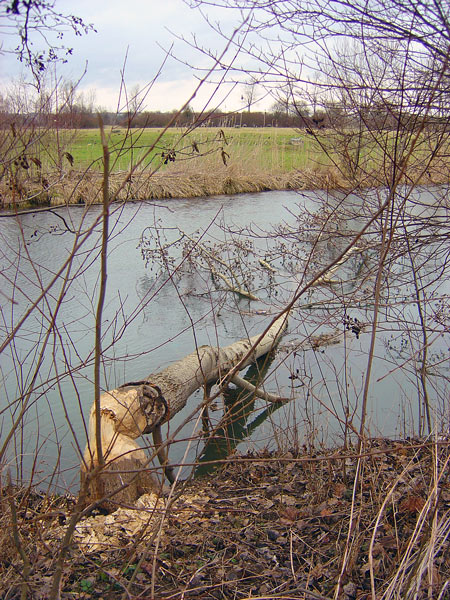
81;313;288;508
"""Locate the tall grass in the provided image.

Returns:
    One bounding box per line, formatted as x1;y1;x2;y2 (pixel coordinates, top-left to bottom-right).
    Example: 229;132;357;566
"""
3;124;450;208
0;125;335;207
64;127;321;172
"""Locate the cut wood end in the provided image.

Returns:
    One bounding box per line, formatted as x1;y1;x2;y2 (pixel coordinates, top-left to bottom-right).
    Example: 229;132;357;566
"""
100;388;148;438
80;453;159;512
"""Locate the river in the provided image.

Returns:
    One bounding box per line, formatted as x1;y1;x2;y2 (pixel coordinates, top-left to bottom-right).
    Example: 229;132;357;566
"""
1;188;449;492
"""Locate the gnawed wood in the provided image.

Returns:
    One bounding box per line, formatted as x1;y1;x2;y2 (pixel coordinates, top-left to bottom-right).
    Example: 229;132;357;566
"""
82;313;288;509
310;245;361;287
211;267;260;300
259;258;277;273
230;374;289;403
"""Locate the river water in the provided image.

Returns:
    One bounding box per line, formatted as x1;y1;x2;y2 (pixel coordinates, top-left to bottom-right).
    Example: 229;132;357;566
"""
1;188;449;491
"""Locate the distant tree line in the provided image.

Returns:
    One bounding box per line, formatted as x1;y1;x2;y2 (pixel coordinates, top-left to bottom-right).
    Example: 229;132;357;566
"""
121;109;313;129
1;88;447;131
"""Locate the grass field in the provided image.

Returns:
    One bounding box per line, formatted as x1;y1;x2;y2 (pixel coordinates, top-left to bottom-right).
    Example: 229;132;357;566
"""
2;125;449;208
64;127;323;173
58;126;450;181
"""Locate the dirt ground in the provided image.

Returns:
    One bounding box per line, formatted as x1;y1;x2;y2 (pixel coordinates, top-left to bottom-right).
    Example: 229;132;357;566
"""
2;438;449;599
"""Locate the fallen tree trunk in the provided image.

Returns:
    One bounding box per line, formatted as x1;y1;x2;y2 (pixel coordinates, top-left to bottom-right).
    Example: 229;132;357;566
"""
81;313;288;508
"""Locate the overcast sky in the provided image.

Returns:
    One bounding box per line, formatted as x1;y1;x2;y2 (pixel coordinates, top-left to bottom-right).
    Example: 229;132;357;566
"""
0;0;270;113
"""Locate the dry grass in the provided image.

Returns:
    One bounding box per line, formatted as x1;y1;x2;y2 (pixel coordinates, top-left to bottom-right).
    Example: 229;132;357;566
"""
1;438;449;599
2;161;449;211
0;163;337;209
2;125;450;209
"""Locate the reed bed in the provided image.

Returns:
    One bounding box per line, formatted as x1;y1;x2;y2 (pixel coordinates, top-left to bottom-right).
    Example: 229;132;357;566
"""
2;126;450;209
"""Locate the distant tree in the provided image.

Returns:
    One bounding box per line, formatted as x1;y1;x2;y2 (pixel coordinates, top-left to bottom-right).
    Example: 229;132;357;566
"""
182;103;195;123
270;85;309;120
0;92;10;113
127;84;143;119
271;87;293;117
241;79;260;112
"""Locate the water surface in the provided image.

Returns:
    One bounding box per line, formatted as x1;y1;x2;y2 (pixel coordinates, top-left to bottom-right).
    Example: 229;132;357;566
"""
1;188;448;490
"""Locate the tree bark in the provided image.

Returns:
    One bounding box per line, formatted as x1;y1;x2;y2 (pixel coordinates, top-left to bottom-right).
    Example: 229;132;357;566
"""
81;313;288;509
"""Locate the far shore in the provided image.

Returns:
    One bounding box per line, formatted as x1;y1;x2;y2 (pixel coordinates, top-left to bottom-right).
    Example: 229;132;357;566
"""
1;165;448;212
1;126;449;210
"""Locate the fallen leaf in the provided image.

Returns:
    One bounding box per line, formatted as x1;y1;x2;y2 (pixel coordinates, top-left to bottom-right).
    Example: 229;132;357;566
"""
333;483;347;498
280;506;299;522
399;495;425;513
276;494;297;506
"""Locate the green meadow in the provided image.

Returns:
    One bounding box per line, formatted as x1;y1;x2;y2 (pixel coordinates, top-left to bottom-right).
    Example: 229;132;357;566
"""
62;127;323;173
4;125;448;207
55;126;443;181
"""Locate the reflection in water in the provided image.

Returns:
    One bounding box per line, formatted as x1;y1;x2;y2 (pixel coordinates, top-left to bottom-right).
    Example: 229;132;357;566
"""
195;353;283;477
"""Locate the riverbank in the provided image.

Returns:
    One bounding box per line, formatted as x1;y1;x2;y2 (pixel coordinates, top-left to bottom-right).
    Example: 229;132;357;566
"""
2;125;449;209
2;162;448;211
2;438;449;599
0;165;334;209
